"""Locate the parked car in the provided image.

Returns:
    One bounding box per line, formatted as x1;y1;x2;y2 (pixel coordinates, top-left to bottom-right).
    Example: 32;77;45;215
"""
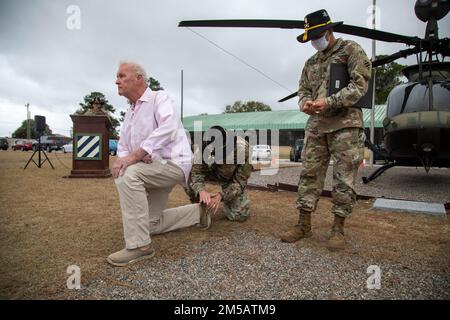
61;142;73;153
290;138;304;162
0;137;8;150
12;139;33;151
37;135;69;152
109;139;118;156
251;144;272;163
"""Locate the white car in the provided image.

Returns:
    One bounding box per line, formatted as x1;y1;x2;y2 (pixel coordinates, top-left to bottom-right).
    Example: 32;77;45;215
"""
251;144;272;163
61;143;73;153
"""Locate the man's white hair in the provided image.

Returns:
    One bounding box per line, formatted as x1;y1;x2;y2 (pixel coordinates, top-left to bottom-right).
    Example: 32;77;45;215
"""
119;60;148;81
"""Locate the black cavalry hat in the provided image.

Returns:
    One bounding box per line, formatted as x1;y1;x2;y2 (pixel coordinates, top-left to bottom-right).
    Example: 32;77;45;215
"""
297;9;343;43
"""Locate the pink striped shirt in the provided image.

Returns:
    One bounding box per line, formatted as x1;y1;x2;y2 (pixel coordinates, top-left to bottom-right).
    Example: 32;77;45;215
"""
117;88;192;184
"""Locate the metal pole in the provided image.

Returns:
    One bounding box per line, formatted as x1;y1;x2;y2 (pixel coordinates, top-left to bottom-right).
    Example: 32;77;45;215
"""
25;103;31;139
369;0;376;167
38;135;42;167
181;69;184;122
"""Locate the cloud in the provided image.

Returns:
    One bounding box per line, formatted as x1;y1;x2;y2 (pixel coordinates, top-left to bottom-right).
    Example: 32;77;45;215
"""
0;0;449;137
0;98;73;137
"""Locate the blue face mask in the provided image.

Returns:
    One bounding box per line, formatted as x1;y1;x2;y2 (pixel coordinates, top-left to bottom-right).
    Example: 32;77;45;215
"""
311;33;329;51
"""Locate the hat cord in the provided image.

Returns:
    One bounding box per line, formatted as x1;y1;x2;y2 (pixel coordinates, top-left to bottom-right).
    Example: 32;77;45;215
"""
303;20;333;41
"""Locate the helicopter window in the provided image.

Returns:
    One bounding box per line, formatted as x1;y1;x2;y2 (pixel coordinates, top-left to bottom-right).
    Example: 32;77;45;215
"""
433;83;450;111
387;84;408;117
387;81;450;117
407;83;450;112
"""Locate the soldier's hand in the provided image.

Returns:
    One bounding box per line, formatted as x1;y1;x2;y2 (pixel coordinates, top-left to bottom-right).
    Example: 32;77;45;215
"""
302;100;315;115
208;193;222;215
312;98;327;113
199;191;211;206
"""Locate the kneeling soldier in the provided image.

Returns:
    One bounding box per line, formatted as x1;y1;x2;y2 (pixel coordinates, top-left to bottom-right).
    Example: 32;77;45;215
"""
185;126;253;223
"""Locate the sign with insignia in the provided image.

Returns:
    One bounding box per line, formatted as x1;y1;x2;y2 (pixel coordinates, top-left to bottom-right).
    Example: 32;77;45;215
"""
75;133;102;160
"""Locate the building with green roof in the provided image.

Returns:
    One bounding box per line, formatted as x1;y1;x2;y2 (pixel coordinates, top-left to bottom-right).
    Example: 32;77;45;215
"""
182;105;386;146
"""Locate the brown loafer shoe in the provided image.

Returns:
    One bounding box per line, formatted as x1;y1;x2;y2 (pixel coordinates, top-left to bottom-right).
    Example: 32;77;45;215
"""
107;244;155;267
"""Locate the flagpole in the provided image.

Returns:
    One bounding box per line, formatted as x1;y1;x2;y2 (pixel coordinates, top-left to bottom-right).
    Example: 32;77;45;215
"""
370;0;377;167
181;69;184;122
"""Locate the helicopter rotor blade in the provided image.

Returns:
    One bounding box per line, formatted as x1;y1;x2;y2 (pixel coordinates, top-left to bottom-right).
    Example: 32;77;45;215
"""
372;47;423;67
334;25;420;46
179;19;304;29
180;19;445;103
278;92;297;103
179;19;421;45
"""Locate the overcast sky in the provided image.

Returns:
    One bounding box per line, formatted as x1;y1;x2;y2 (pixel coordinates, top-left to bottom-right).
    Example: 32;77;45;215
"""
0;0;449;137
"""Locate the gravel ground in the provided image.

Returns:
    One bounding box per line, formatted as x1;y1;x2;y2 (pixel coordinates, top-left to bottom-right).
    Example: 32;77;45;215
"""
249;163;450;203
1;151;448;300
71;229;449;300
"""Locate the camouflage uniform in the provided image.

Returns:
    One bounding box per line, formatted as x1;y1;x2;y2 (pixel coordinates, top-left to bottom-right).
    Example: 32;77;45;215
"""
185;137;253;222
297;38;371;218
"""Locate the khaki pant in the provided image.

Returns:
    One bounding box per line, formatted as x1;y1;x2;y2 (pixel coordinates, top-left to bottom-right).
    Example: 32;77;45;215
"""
114;161;201;249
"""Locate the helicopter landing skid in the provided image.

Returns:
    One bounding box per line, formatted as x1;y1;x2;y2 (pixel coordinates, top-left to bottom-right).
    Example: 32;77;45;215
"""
362;162;396;184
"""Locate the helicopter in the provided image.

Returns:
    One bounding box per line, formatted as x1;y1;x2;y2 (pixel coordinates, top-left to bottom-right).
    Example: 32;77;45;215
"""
178;0;450;183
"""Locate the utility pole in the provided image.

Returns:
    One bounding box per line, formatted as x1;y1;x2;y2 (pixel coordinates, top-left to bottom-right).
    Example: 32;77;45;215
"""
369;0;377;167
181;69;184;122
25;103;31;139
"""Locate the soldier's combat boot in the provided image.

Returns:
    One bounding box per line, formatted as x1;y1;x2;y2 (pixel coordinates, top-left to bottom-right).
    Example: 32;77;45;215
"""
280;210;312;243
327;215;346;251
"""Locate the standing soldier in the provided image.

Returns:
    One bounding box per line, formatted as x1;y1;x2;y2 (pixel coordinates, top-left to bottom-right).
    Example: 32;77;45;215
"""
281;9;371;250
185;126;253;223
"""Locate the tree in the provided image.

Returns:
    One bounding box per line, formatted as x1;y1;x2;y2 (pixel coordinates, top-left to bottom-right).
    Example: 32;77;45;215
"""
119;77;164;122
148;77;163;91
374;55;407;105
12;119;52;139
119;110;126;122
76;91;120;139
224;101;272;113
